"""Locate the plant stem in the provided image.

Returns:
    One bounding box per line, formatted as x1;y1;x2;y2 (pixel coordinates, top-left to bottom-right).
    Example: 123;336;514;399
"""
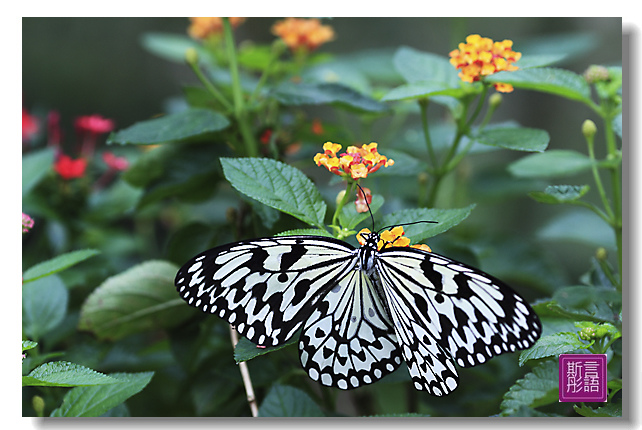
229;326;259;417
604;117;622;286
223;18;258;157
332;181;355;230
419;99;437;170
187;59;233;112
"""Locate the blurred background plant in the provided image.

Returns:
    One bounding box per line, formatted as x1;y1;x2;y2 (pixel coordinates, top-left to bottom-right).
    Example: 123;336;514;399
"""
22;17;622;417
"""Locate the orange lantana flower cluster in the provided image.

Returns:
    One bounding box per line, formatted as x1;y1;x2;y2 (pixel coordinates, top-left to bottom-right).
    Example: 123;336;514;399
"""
314;142;394;180
449;34;521;93
271;18;335;52
188;17;246;40
357;227;431;252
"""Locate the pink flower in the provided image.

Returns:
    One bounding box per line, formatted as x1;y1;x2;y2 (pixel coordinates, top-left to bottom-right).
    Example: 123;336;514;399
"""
355;187;372;213
22;108;39;142
102;152;129;171
54;155;87;180
22;213;34;233
75;114;114;135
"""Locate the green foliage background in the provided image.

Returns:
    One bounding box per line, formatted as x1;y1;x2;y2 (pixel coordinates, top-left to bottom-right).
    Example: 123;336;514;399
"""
22;17;623;417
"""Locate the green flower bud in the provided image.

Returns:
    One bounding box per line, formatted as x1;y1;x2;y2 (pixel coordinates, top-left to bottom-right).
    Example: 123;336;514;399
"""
32;395;45;417
582;119;597;139
583;65;609;83
596;247;608;261
185;47;199;65
489;92;503;109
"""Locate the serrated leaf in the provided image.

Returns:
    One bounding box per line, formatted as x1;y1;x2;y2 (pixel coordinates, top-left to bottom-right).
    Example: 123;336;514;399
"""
272;82;387;113
519;332;592;366
22;275;68;341
500;360;559;416
258;384;324;417
379;205;475;243
22;147;55;196
78;261;192;341
50;372;154;417
221;157;327;228
486;67;591;103
23;361;117;387
234;333;299;363
574;402;622;417
529;185;590;204
338;194;384;230
107;108;229;145
508;150;597;178
22;249;100;283
474;127;549;152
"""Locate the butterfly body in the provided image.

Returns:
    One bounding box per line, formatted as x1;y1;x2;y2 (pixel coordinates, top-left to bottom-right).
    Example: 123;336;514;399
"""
175;232;541;396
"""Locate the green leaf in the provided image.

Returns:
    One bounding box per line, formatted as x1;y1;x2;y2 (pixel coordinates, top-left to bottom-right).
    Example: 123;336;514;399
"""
381;81;466;101
22;275;68;341
338;194;384;230
272;82;387;113
78;260;192;341
23;361;117;387
22;249;100;283
234;334;299;363
140;32;204;63
529;185;590;204
486;67;592;103
508;150;597;178
107;108;230;145
393;46;460;87
537;209;616;250
50;372;154;417
532;285;621;324
275;229;334;238
22;147;55;196
22;340;38;351
574;402;622;417
379;205;475;243
221;157;327;228
258;384;324;417
123;143;223;208
474;127;549;152
519;332;593;366
500;360;559;416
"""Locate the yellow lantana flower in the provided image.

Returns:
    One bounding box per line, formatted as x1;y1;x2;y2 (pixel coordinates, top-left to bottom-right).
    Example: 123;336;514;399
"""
271;18;335;52
449;34;521;93
313;141;394;180
188;17;246;40
357;227;431;252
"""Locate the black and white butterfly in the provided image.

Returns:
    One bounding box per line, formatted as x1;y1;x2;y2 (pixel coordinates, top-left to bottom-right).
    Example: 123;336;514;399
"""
175;229;541;396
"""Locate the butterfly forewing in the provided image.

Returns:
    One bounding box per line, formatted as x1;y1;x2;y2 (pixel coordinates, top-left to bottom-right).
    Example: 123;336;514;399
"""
377;248;542;373
175;236;357;347
300;268;402;389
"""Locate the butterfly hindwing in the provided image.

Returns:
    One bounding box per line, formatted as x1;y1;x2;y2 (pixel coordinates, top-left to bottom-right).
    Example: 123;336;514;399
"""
376;247;542;391
299;268;402;389
175;236;357;347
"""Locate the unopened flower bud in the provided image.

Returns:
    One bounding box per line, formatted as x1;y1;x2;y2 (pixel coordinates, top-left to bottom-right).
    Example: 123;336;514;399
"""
582;119;597;139
583;65;609;83
185;47;199;66
596;247;608;261
336;190;346;205
32;396;45;417
489;92;503;109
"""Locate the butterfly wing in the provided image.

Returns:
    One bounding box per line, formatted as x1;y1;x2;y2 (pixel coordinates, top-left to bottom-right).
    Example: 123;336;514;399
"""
175;236;357;347
376;247;542;395
299;268;402;389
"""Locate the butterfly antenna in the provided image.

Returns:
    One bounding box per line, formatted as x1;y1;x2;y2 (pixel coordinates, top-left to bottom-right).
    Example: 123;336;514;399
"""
376;220;438;234
356;183;376;231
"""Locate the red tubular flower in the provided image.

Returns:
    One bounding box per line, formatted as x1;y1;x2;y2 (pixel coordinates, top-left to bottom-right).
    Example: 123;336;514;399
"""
22;108;39;142
75;114;114;136
54;155;87;180
102;152;129;171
